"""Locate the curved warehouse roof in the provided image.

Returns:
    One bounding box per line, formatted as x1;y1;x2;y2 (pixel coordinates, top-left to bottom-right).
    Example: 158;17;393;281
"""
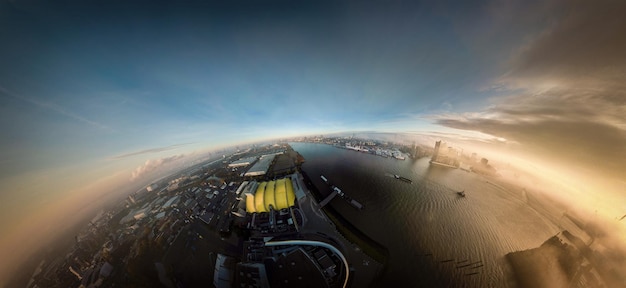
246;178;296;213
264;181;276;211
246;194;256;213
274;179;287;209
286;178;295;207
254;182;267;213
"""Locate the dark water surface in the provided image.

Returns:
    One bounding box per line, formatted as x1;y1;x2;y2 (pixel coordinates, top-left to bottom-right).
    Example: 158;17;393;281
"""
291;142;567;287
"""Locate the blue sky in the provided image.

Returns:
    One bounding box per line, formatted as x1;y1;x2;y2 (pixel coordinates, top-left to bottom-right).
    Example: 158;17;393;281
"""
1;0;625;282
0;1;517;177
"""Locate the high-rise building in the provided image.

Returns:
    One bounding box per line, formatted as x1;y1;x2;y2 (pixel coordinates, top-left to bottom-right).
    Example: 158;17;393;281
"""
431;140;460;168
432;141;441;162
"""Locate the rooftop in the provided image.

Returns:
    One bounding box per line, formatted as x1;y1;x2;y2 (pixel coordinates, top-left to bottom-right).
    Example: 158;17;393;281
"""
244;154;277;177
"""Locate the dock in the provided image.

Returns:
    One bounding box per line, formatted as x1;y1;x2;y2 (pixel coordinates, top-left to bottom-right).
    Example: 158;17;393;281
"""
319;190;338;208
319;175;364;210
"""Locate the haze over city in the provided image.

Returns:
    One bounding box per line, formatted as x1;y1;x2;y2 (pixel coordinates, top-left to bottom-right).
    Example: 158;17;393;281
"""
1;0;625;286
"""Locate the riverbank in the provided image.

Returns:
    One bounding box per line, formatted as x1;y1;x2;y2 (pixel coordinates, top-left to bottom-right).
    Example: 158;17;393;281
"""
300;170;389;264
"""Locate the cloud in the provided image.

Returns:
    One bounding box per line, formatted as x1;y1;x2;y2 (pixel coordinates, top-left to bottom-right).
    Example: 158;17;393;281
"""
109;143;193;160
434;0;626;180
130;154;185;181
503;0;626;88
496;0;626;106
434;103;626;175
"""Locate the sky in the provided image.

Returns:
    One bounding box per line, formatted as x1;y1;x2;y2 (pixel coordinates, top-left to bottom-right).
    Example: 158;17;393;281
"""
1;0;625;284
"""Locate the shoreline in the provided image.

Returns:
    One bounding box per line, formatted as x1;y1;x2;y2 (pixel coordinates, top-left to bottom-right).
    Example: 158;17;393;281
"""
300;170;389;265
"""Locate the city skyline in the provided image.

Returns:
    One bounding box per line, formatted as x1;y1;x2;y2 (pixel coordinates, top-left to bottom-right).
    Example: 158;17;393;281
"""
1;0;625;285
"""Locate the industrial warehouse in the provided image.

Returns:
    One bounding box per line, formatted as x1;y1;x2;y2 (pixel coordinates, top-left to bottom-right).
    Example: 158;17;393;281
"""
246;178;296;213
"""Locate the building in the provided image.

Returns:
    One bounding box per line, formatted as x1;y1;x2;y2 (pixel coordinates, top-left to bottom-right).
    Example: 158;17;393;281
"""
246;178;296;213
235;262;269;288
228;156;258;168
214;254;236;288
234;240;345;288
430;140;460;168
432;140;442;162
244;154;277;177
161;195;180;210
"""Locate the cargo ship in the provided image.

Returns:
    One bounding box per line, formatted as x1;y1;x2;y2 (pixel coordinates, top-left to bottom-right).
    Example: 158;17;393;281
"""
394;174;412;183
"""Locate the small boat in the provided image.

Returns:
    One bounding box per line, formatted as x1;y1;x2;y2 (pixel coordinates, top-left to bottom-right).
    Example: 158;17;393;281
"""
457;190;466;197
394;175;412;183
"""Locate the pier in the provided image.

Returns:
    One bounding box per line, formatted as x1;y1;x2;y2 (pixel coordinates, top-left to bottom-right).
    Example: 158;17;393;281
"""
319;190;339;208
319;175;364;210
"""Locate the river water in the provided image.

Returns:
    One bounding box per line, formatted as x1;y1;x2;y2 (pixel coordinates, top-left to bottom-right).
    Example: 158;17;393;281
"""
291;142;566;287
